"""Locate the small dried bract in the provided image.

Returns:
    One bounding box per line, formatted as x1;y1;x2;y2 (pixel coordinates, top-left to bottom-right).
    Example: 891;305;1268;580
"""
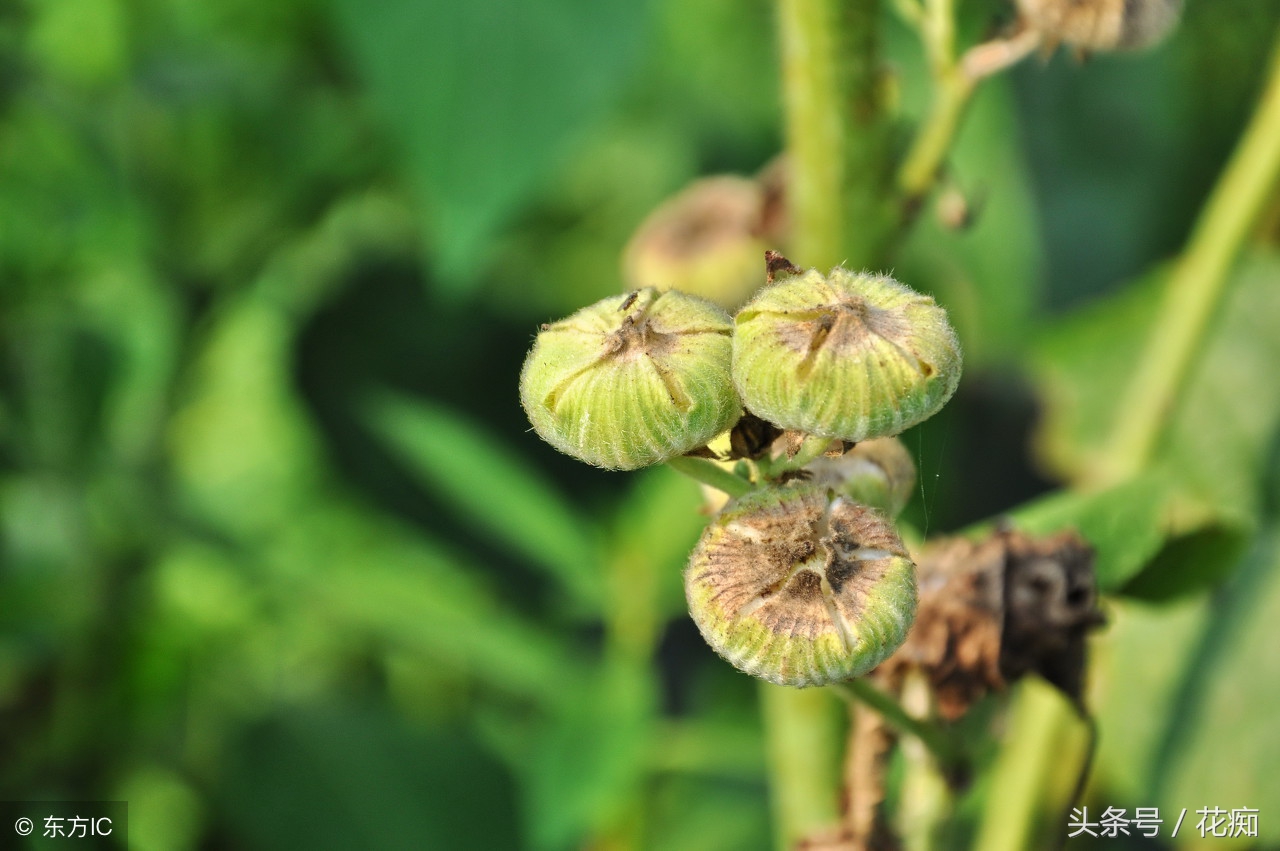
685;484;917;687
1016;0;1183;52
733;264;962;442
520;288;740;470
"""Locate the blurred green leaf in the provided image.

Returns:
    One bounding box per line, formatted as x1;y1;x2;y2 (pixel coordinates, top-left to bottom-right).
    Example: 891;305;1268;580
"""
526;662;655;850
1007;471;1175;592
647;775;772;851
168;295;324;539
328;0;649;288
1094;532;1280;846
1153;531;1280;843
1029;251;1280;596
365;392;602;610
223;706;521;851
1092;594;1211;804
298;506;586;706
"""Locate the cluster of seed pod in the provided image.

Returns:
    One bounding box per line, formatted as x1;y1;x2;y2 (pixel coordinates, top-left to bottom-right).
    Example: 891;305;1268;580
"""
520;253;962;686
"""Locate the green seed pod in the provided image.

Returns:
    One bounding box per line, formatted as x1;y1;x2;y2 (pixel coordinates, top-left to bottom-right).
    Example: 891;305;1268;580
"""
805;437;917;518
520;288;740;470
733;265;961;442
685;484;917;687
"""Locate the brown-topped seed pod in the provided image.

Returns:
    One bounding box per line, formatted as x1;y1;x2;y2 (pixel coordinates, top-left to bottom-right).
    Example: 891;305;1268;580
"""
733;263;962;442
520;288;740;470
1016;0;1183;52
621;176;769;310
685;484;917;687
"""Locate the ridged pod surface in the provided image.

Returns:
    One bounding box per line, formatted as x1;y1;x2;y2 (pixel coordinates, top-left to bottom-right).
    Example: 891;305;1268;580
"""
520;288;740;470
685;484;917;687
732;268;961;442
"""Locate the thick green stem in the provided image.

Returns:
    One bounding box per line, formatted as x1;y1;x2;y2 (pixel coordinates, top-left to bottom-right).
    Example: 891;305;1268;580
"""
778;0;893;270
760;683;843;849
1094;27;1280;485
973;679;1092;851
769;2;890;847
665;456;751;498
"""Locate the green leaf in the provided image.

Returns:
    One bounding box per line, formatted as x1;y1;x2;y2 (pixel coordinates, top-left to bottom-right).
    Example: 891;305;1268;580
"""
297;506;585;705
525;661;656;850
365;391;602;611
1029;251;1280;596
327;0;648;289
1093;532;1280;847
168;296;325;540
1006;472;1174;592
1153;532;1280;845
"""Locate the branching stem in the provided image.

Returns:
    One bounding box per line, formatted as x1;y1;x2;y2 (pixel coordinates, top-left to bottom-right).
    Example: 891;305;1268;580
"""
1094;26;1280;485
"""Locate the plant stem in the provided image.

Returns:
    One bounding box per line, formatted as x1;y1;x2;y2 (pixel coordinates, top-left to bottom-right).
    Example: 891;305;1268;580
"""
769;2;889;847
665;456;751;498
760;683;843;849
972;679;1092;851
1094;27;1280;486
898;17;1039;214
832;679;955;768
898;68;974;210
778;0;893;270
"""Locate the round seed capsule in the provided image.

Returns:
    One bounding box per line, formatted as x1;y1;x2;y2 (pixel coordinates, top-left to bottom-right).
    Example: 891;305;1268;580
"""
520;288;740;470
685;484;917;687
732;267;962;442
1016;0;1182;52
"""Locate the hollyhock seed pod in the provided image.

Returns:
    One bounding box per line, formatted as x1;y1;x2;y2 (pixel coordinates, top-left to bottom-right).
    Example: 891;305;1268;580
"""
685;484;917;687
520;288;740;470
733;266;961;442
805;437;917;518
1016;0;1182;52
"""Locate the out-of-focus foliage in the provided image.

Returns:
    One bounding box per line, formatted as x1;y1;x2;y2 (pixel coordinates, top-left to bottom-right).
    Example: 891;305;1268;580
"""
2;0;1278;848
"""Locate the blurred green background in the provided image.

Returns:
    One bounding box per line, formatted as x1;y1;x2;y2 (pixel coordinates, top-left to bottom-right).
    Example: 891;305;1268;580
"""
2;0;1279;848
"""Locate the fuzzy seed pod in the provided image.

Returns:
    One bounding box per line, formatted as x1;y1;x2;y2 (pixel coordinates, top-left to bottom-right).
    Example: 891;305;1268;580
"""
804;437;917;518
732;266;961;442
685;484;917;687
520;288;740;470
1016;0;1183;52
622;176;769;310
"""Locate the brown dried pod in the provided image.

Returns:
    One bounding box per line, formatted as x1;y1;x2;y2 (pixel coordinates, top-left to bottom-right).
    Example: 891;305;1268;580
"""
877;527;1102;720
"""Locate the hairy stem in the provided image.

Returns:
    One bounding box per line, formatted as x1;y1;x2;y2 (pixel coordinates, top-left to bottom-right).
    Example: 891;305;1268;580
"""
767;2;891;847
761;683;843;849
778;0;893;270
1094;26;1280;485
